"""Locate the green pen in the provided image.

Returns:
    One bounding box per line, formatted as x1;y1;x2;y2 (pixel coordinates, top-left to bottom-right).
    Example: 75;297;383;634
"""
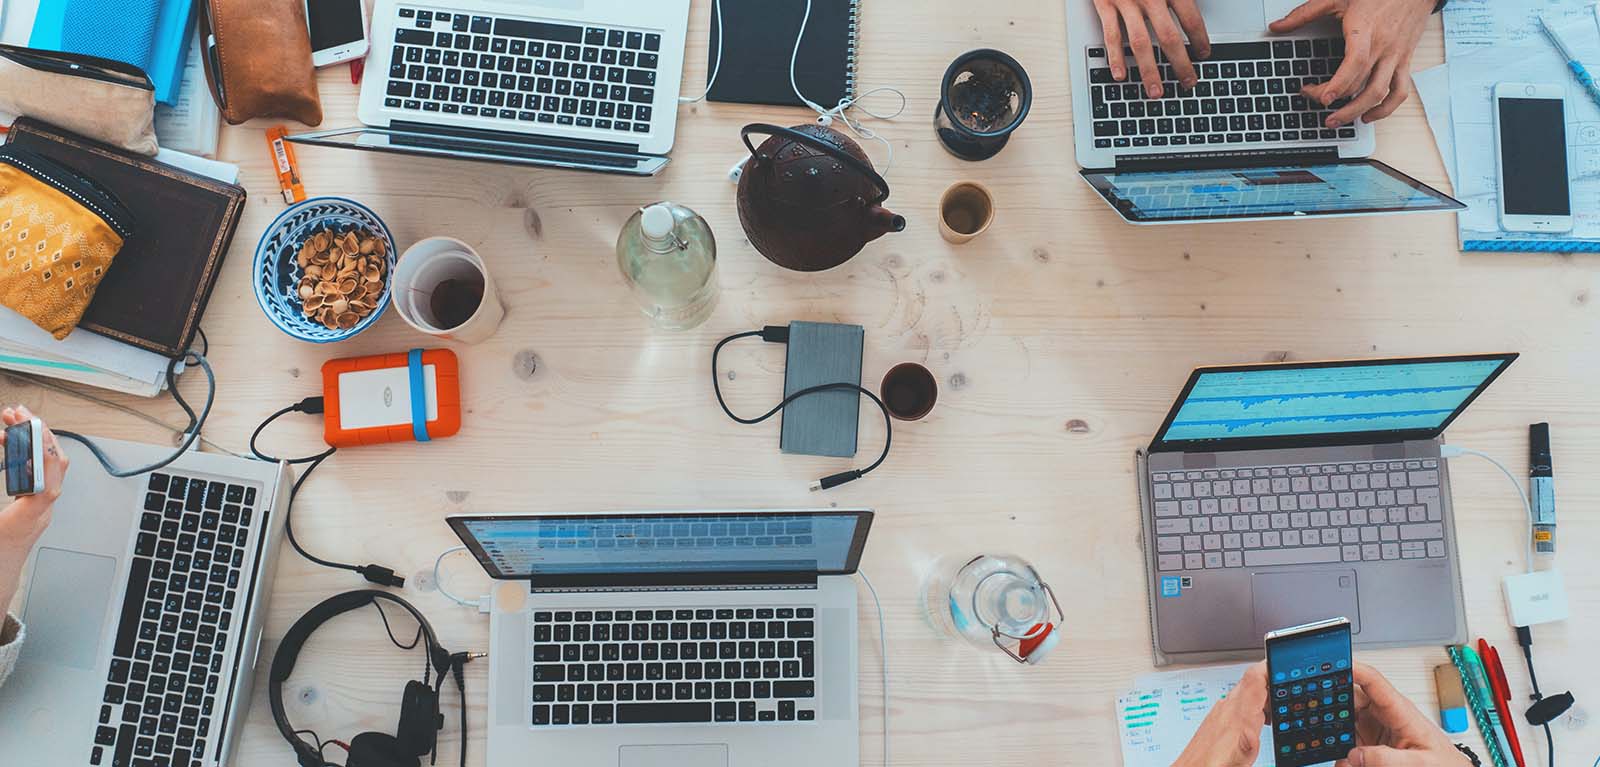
1460;646;1516;765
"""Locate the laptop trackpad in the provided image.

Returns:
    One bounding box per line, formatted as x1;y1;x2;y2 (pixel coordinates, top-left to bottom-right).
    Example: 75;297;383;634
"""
620;745;727;767
20;547;118;670
1250;570;1359;637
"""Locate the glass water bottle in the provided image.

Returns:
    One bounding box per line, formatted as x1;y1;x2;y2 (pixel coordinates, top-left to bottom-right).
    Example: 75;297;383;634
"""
616;202;719;330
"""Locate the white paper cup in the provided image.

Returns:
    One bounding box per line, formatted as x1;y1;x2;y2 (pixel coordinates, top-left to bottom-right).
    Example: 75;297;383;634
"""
392;237;505;344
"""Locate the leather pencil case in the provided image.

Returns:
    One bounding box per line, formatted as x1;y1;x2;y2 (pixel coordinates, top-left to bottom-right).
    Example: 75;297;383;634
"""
199;0;323;125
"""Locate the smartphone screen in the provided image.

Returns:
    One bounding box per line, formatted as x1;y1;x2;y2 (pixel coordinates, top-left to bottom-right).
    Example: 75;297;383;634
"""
307;0;365;51
1267;619;1355;767
1497;97;1570;216
4;422;37;496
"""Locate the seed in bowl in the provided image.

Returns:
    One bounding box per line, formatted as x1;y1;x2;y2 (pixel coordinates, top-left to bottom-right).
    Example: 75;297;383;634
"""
294;226;388;330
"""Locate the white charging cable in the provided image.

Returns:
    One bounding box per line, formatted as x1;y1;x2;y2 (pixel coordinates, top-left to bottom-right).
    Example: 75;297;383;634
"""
434;545;488;609
1439;445;1535;573
855;570;890;767
678;0;724;103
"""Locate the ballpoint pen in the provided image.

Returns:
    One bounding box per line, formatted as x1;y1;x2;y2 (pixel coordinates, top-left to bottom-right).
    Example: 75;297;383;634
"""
1478;639;1527;767
1538;15;1600;112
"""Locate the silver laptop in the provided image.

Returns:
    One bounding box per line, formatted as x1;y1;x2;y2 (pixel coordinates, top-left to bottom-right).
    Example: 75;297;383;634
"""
289;0;691;175
1136;354;1518;664
1063;0;1464;223
0;436;290;767
447;509;872;767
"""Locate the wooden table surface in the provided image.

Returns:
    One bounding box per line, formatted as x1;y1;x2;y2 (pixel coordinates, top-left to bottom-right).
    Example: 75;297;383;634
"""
6;1;1598;765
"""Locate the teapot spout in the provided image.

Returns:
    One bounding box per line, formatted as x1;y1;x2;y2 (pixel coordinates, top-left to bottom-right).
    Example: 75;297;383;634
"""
865;206;907;243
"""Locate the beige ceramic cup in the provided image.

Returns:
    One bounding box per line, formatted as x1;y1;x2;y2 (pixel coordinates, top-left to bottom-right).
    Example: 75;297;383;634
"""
392;236;506;344
938;181;995;244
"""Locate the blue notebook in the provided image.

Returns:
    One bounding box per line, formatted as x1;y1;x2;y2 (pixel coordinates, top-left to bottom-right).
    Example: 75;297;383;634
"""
30;0;195;105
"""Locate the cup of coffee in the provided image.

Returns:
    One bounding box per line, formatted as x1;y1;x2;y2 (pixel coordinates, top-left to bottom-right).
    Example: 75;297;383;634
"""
392;236;505;344
880;363;938;421
938;182;995;244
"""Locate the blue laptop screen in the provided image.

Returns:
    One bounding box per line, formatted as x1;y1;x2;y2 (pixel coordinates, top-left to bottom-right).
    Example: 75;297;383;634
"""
1082;160;1462;222
1162;359;1507;442
459;513;865;577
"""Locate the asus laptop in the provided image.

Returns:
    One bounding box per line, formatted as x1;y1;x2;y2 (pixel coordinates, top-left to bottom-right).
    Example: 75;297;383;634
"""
1063;0;1465;223
1135;354;1517;663
0;436;291;767
448;509;872;767
290;0;691;175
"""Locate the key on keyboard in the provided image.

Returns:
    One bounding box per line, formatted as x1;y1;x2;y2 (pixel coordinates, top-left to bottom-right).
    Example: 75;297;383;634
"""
384;5;661;135
1151;460;1444;571
95;472;257;767
530;607;818;726
1084;38;1357;151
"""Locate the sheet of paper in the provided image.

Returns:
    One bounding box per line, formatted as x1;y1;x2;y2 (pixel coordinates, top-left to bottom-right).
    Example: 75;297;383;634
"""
154;34;222;158
0;306;174;385
1116;663;1273;767
1442;0;1600;60
1414;64;1457;186
154;146;238;184
1445;9;1600;244
0;0;40;45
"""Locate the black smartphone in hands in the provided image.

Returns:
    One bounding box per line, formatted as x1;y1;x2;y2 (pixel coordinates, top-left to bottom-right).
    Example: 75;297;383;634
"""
4;418;45;497
1265;617;1356;767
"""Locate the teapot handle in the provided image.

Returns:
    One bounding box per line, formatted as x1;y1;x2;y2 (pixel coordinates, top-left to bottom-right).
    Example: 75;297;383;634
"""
741;123;890;206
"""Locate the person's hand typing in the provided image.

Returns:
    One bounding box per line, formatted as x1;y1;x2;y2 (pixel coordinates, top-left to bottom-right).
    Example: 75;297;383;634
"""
1090;0;1212;99
0;405;69;611
1172;662;1269;767
1269;0;1434;127
1337;663;1472;767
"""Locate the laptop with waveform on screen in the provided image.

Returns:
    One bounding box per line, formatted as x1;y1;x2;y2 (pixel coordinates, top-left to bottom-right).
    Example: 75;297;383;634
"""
1134;354;1518;664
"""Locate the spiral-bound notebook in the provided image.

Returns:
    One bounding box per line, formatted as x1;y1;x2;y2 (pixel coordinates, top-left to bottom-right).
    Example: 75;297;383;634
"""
706;0;858;107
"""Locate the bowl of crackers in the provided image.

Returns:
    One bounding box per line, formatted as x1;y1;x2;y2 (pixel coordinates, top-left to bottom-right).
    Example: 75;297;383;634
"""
252;197;397;343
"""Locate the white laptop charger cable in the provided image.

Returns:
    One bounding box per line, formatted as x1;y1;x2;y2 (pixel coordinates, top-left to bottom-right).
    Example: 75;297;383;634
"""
1438;445;1534;573
434;545;492;614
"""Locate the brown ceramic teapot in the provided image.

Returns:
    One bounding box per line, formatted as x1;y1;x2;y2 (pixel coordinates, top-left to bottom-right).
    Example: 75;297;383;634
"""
737;123;906;272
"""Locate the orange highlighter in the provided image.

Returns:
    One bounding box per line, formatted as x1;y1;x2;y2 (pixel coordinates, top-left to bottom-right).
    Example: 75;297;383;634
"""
266;126;306;204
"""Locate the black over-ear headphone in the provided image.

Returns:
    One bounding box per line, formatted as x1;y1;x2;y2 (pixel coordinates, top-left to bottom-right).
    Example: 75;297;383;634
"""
269;590;458;767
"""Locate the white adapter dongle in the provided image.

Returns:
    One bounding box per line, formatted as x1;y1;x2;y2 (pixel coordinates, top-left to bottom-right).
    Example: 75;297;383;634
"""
1503;569;1569;627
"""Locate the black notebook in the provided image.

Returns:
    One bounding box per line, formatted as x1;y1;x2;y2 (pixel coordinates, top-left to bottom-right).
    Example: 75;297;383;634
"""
706;0;859;107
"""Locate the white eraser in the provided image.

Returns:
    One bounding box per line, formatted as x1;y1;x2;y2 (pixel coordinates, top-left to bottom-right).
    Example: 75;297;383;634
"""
1503;569;1569;627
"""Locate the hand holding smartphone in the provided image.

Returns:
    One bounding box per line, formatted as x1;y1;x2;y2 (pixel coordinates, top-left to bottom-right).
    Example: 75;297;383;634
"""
1266;617;1356;767
3;418;45;497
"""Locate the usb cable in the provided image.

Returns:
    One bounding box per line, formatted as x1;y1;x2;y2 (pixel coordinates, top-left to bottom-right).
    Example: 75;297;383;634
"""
712;326;892;491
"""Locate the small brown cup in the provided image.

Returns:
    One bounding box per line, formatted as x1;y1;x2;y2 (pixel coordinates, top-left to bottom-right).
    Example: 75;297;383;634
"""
880;363;939;421
938;182;995;244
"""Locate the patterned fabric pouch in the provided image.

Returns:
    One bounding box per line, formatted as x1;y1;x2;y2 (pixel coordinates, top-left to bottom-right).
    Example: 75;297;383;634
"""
0;146;136;339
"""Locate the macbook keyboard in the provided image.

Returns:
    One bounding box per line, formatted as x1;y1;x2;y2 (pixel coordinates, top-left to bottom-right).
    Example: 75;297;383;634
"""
93;473;257;767
1086;39;1358;150
384;6;662;135
531;607;818;726
1151;460;1445;570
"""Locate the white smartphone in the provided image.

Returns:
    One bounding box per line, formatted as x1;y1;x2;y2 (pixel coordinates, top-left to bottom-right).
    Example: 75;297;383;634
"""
306;0;369;68
1493;82;1573;233
4;418;44;497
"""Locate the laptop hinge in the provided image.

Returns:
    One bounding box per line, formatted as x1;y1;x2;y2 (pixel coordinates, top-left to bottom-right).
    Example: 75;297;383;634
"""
1113;145;1342;173
528;571;820;593
391;119;646;156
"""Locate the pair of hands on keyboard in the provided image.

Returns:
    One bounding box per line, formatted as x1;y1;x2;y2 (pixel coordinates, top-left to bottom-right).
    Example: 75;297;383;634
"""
1091;0;1433;126
1172;662;1471;767
0;405;68;612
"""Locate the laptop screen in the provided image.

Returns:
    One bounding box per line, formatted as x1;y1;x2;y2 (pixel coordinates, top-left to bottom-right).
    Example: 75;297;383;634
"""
1081;159;1463;223
448;510;873;581
1149;354;1517;452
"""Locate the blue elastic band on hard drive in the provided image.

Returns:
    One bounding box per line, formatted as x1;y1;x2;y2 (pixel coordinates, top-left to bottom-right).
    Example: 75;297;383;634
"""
408;348;430;442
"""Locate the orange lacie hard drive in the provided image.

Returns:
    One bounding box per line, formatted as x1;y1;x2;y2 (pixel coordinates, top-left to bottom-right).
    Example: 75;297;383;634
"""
321;349;461;448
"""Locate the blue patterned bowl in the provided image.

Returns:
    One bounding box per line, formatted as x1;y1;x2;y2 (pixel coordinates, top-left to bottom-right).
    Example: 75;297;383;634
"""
252;198;397;343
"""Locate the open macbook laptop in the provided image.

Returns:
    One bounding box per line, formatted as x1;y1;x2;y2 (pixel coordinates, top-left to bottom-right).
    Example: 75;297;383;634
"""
1063;0;1464;223
288;0;691;175
1135;354;1518;664
448;509;872;767
0;436;291;767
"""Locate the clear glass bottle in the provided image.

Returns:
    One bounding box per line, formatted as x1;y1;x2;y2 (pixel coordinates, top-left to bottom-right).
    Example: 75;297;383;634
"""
616;202;718;330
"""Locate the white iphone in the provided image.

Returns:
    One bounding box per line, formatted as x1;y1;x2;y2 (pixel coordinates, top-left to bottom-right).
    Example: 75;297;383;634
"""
306;0;369;68
1493;82;1573;233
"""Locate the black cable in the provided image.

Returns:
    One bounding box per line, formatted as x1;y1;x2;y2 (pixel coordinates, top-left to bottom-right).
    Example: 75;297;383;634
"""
195;326;209;358
712;327;893;490
250;398;405;587
369;601;423;651
1518;625;1560;767
55;349;216;477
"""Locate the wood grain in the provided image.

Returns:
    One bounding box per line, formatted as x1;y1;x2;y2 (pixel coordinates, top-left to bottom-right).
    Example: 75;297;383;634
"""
4;2;1597;765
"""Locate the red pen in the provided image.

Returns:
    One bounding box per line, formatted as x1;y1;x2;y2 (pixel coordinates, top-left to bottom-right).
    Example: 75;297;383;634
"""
1478;639;1527;767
